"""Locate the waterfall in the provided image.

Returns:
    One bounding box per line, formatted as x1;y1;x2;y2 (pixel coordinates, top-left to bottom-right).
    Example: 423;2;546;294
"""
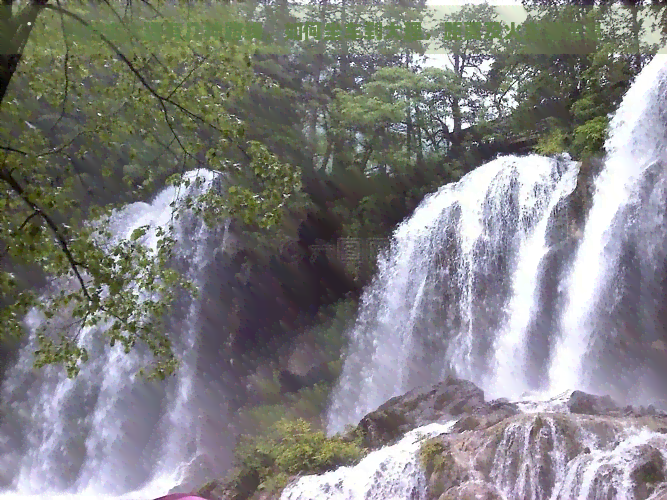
328;54;667;435
548;54;667;404
279;55;667;500
281;51;667;500
0;169;231;499
327;155;581;434
281;421;458;500
5;53;667;500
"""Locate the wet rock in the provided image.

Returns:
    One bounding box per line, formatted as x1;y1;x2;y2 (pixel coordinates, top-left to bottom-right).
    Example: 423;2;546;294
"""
473;399;521;429
620;404;667;419
631;445;666;499
171;454;219;495
438;481;503;500
196;479;226;499
281;378;667;500
469;423;508;477
250;491;284;500
200;468;263;500
567;390;619;416
589;469;619;500
451;412;589;499
647;484;667;500
421;438;475;500
452;415;481;433
452;400;520;433
198;476;290;500
358;376;486;448
357;406;411;449
489;414;568;497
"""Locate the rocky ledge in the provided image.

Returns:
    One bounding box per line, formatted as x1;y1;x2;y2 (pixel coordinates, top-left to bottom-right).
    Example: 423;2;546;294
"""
204;376;667;500
356;376;667;500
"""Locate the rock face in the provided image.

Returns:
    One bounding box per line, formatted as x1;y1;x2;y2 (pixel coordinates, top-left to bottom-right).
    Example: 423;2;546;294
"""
438;482;504;500
567;390;620;416
357;375;498;449
350;380;667;500
403;385;667;500
567;390;667;419
631;444;666;499
208;379;667;500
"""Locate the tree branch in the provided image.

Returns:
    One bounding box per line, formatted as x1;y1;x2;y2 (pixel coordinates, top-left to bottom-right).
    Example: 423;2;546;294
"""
49;0;71;132
0;145;28;155
0;166;92;301
18;210;39;230
0;0;50;107
42;3;253;163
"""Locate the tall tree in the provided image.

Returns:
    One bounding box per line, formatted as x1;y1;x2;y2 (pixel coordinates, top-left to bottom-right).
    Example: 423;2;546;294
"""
0;0;301;377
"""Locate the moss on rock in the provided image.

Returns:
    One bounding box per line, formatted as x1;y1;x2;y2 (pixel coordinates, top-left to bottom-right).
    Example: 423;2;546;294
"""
420;438;450;476
419;437;471;500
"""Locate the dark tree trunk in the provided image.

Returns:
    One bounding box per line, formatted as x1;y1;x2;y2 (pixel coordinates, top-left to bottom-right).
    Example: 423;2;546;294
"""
0;0;49;109
0;54;20;106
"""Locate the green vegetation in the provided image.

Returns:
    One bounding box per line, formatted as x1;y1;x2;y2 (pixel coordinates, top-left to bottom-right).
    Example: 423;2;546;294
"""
307;298;357;361
419;437;451;476
238;298;356;431
1;0;665;379
225;418;366;498
1;0;301;379
241;382;332;431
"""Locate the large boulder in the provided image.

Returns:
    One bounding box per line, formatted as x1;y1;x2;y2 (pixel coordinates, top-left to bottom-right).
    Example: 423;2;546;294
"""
567;390;620;416
630;444;666;499
566;390;667;419
357;376;486;449
452;399;521;433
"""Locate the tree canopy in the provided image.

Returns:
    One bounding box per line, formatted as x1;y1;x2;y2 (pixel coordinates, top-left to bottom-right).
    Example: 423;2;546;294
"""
1;0;664;378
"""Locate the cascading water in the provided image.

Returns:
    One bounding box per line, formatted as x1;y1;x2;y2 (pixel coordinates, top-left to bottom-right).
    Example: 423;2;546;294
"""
327;154;581;434
548;54;667;404
277;55;667;500
0;170;232;500
281;421;458;500
329;53;667;434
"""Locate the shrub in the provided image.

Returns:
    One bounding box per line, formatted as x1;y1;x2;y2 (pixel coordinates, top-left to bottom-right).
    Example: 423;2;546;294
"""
229;418;366;497
242;403;290;431
535;127;568;156
247;369;283;404
571;116;608;160
288;382;331;420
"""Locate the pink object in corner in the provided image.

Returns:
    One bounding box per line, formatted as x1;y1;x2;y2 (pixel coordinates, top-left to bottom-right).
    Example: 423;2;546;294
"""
153;494;210;500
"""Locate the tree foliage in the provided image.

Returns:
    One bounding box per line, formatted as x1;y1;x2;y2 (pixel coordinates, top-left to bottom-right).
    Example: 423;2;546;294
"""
1;0;664;379
0;0;302;378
